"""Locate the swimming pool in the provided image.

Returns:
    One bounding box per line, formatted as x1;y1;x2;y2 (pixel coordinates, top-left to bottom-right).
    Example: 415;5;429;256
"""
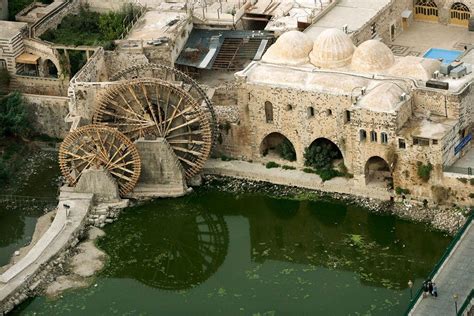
423;48;463;64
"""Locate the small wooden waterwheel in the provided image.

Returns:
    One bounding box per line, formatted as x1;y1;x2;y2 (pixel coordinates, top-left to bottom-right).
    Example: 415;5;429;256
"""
92;78;212;179
58;125;141;195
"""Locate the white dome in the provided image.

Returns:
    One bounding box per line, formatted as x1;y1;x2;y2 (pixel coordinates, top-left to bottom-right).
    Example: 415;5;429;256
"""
388;56;441;81
261;31;313;66
358;83;408;113
351;40;395;73
309;28;355;69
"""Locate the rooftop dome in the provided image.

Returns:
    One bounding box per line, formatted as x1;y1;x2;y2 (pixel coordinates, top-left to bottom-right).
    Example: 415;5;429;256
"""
388;56;441;81
351;40;395;73
358;83;408;113
261;31;313;66
309;28;355;69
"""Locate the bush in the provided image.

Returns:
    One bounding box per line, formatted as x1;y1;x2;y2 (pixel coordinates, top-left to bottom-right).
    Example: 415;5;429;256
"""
0;92;31;138
470;179;474;186
221;155;233;161
266;161;280;169
282;165;296;170
304;143;340;170
316;168;342;182
275;139;296;161
469;193;474;199
0;69;10;95
417;162;433;182
303;168;317;174
395;187;411;195
0;158;10;183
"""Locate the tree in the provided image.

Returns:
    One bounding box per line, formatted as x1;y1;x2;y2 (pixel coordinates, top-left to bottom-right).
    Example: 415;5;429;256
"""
0;92;31;138
304;143;340;170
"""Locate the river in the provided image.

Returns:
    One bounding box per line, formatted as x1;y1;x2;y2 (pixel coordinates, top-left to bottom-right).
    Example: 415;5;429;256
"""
12;185;451;315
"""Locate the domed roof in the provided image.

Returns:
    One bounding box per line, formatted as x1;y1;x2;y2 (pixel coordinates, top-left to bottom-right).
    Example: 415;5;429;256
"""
309;28;355;69
358;83;408;113
351;40;395;73
388;56;441;81
261;31;313;66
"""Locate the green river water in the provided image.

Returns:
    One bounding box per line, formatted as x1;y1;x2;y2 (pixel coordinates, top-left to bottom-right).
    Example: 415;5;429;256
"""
7;181;452;315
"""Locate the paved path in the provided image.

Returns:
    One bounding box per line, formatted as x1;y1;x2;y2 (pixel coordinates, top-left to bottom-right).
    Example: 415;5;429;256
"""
409;220;474;316
203;159;391;201
0;192;93;313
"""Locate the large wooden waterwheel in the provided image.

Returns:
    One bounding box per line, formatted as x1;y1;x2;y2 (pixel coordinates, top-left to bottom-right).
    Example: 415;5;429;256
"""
93;79;212;179
109;63;218;149
58;125;141;196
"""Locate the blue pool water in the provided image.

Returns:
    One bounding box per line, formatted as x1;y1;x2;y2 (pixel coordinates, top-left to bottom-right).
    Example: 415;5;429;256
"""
423;48;463;64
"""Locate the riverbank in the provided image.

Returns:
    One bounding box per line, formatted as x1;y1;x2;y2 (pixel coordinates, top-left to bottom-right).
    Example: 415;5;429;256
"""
201;175;469;235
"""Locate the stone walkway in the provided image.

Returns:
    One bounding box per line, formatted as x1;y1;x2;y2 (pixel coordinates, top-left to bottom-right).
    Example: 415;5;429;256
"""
203;159;391;201
0;191;93;313
409;220;474;316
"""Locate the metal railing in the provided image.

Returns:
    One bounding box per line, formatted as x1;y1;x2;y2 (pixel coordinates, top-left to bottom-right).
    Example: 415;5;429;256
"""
405;213;474;315
458;289;474;316
443;165;473;176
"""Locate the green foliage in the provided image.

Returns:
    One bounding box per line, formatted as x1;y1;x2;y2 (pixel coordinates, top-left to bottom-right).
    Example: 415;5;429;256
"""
316;168;342;182
304;143;340;170
0;92;30;138
417;162;433;182
303;168;317;174
470;179;474;186
8;0;53;20
275;139;296;161
40;5;140;46
221;155;234;161
457;178;468;184
0;158;10;183
395;187;411;195
266;161;280;169
282;165;296;170
469;193;474;199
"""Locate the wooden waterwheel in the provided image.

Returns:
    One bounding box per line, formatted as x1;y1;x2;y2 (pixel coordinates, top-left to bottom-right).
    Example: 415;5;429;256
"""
109;63;218;149
58;125;141;196
93;78;212;179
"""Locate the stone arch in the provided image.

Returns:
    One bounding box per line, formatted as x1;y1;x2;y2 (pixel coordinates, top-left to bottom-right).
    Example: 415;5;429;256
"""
260;132;297;161
43;59;58;78
305;137;344;169
364;156;392;187
450;2;471;26
415;0;439;22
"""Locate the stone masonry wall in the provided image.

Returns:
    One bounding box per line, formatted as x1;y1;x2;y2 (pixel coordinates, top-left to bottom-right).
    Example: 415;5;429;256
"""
23;94;70;139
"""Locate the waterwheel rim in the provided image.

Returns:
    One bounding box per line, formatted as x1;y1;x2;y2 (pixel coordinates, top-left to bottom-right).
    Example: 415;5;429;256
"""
59;125;141;196
93;78;212;179
109;63;218;150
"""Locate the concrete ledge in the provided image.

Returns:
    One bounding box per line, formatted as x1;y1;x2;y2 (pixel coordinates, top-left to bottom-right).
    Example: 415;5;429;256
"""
203;159;391;201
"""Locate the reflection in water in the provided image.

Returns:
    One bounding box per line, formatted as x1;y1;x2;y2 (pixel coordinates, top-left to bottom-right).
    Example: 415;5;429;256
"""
100;205;229;290
14;188;452;315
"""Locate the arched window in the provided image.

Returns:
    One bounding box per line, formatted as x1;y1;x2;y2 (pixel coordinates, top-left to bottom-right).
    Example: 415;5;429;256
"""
359;129;367;142
264;101;273;123
415;0;439;22
451;2;471;26
381;132;388;144
307;106;315;118
370;131;377;143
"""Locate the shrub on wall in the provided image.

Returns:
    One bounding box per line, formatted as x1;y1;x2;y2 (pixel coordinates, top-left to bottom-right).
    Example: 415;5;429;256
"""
417;162;433;182
276;139;296;161
266;161;280;169
0;92;31;138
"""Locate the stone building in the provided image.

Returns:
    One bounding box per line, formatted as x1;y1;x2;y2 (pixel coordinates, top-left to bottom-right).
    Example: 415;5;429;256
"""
411;0;473;27
224;29;473;203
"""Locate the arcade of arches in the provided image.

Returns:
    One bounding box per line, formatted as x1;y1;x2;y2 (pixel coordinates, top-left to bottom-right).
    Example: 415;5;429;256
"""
260;133;296;162
414;0;472;26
